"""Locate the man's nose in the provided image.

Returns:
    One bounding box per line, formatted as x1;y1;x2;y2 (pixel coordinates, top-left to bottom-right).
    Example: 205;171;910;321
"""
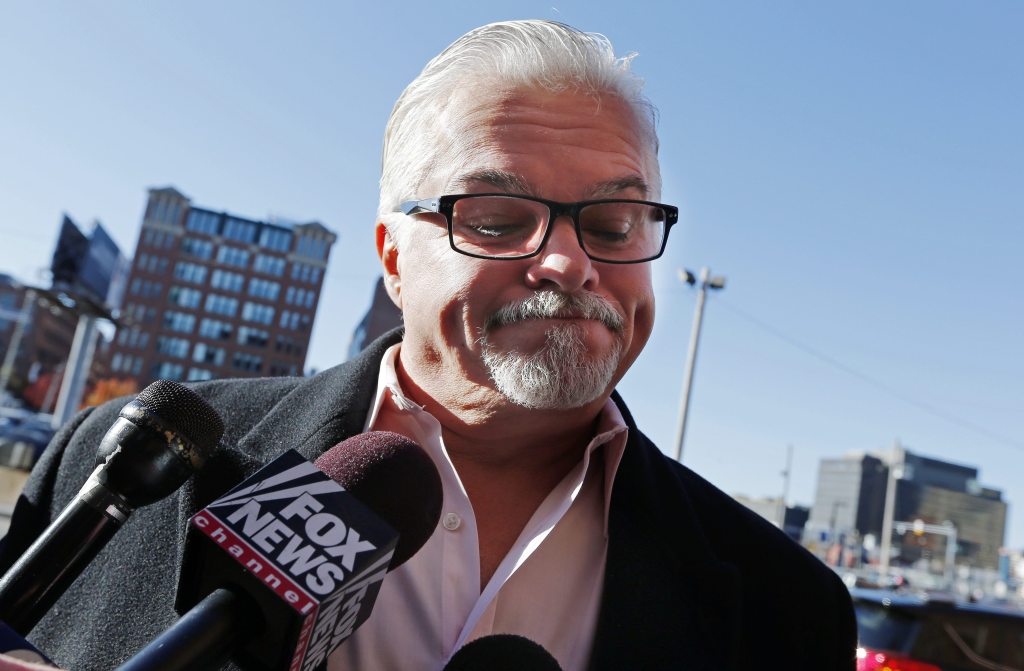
524;216;599;292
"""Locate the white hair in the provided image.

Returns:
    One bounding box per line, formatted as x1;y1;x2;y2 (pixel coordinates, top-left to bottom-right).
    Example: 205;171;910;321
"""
377;20;660;238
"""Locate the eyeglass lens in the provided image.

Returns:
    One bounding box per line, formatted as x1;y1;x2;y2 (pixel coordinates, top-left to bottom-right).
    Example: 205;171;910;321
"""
450;195;667;261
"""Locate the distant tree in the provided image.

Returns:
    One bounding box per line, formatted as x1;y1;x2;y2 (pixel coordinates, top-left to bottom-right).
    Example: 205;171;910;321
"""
82;378;138;409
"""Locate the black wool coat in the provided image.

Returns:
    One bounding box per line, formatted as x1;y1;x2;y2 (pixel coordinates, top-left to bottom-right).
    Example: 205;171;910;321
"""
0;330;856;670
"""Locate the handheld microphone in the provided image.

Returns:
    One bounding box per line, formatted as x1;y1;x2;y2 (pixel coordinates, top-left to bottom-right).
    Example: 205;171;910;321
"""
119;431;443;671
444;635;564;671
0;380;224;635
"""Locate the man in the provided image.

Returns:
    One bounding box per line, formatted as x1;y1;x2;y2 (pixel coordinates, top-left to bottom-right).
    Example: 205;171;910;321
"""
0;20;856;670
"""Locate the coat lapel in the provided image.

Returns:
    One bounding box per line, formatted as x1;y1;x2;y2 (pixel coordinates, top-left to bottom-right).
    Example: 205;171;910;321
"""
590;395;742;670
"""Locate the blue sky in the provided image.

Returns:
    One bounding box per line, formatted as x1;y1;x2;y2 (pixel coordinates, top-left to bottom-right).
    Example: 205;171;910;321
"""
1;2;1021;546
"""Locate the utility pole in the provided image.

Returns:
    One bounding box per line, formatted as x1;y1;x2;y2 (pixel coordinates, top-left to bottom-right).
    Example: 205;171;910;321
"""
777;444;793;528
672;267;726;462
0;288;36;399
52;314;101;427
879;439;904;579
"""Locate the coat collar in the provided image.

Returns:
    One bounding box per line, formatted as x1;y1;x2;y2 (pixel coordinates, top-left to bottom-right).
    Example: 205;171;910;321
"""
589;393;742;670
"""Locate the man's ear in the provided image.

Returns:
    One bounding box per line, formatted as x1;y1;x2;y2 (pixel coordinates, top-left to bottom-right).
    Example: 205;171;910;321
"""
376;221;402;310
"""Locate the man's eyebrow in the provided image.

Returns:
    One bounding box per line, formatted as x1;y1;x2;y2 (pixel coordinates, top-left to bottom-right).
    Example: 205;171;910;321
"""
451;169;535;195
585;176;650;199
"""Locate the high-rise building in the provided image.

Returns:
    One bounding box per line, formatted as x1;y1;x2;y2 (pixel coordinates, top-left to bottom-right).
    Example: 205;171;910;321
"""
805;453;888;545
1;210;127;411
104;187;336;386
806;449;1008;569
346;276;402;359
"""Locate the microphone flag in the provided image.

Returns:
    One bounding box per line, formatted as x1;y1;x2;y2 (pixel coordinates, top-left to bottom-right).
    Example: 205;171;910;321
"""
177;449;397;671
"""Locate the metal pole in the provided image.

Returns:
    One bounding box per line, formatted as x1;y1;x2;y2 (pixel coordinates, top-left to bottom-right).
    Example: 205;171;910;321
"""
52;314;99;427
943;521;957;588
778;444;793;528
0;288;36;397
673;267;710;462
878;440;903;579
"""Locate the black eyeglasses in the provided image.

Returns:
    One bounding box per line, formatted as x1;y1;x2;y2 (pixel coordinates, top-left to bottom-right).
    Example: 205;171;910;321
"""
399;193;679;264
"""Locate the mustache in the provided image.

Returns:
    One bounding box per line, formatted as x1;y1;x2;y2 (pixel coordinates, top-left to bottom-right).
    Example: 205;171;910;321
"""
484;290;624;334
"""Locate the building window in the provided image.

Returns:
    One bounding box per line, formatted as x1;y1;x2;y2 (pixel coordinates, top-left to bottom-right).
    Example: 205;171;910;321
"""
223;218;257;244
210;269;245;292
162;311;196;334
142;280;163;299
253;254;286;277
193;343;226;366
232;352;262;373
173;262;208;285
216;246;250;268
156;336;190;358
186;210;220;235
169;286;202;309
289;262;322;284
258;226;292;253
275;335;303;357
187;367;214;382
284;287;315;309
143;229;177;250
248;278;280;301
241;301;274;325
204;294;238;317
237;326;269;348
198;318;233;340
295;236;327;261
182;237;213;260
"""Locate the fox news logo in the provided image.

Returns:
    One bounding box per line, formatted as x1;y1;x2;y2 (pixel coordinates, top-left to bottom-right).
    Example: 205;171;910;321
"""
201;450;393;597
187;450;396;670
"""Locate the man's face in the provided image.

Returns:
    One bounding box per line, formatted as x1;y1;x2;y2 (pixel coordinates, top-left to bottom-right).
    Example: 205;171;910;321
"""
379;88;658;410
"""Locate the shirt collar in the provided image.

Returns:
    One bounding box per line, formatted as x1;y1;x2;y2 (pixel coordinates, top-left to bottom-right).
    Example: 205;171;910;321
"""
365;343;628;535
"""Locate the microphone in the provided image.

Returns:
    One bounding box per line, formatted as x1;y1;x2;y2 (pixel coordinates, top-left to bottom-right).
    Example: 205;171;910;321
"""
0;380;224;635
444;635;564;671
119;431;443;671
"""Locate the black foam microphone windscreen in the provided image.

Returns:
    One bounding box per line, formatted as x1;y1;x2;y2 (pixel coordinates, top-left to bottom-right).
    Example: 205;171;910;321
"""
444;634;564;671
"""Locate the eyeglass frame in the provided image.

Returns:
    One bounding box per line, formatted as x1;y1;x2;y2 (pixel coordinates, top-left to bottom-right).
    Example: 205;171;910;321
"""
398;193;679;264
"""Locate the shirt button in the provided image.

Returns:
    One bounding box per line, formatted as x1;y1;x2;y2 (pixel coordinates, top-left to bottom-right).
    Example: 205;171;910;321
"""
443;512;461;531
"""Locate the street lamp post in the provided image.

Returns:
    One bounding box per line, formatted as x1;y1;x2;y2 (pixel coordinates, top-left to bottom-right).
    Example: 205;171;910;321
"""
879;440;905;579
672;266;726;462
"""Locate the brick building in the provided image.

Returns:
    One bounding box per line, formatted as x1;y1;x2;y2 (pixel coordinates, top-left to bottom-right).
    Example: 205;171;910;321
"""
0;280;82;412
104;187;336;386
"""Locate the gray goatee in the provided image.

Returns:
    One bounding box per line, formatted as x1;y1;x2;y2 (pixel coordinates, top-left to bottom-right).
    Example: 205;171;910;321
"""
478;291;624;410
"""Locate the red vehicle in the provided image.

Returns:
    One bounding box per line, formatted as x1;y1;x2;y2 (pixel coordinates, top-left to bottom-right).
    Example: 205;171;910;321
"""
853;588;1024;670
